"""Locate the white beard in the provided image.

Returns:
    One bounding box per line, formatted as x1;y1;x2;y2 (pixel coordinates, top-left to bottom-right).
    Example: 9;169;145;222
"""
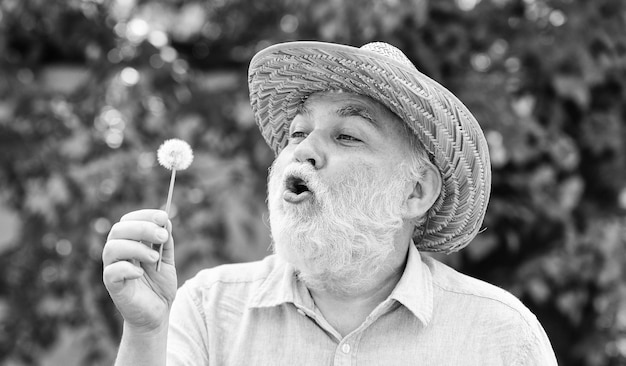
267;161;411;295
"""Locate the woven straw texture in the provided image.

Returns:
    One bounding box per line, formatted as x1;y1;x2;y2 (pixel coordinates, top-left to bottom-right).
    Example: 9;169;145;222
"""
248;41;491;253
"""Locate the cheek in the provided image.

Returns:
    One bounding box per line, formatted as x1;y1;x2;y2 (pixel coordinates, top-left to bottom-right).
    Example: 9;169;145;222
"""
267;170;282;202
272;148;292;171
267;154;289;203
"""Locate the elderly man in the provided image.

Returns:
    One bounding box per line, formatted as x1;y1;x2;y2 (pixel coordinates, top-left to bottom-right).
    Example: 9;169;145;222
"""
103;42;557;365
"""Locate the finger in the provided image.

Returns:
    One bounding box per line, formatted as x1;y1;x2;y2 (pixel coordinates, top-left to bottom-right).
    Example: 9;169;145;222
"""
159;219;174;265
103;261;144;294
154;220;175;270
102;239;161;266
120;209;169;227
107;220;170;244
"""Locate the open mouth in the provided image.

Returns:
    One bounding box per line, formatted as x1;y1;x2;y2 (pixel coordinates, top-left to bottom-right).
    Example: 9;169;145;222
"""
286;176;310;194
283;175;313;203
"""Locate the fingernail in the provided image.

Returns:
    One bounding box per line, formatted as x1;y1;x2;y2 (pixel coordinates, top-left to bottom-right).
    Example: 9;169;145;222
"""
156;228;168;242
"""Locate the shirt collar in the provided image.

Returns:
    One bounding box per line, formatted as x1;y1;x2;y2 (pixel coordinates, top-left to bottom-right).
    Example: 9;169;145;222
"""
389;243;433;326
249;256;315;311
249;244;434;326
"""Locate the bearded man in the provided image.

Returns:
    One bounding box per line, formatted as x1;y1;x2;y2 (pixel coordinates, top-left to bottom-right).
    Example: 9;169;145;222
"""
103;42;558;365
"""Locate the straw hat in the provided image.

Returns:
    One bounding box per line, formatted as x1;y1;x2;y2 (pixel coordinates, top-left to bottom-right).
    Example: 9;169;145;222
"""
248;41;491;253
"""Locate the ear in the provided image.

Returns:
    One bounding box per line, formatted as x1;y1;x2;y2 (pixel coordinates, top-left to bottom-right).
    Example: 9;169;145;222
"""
402;162;442;220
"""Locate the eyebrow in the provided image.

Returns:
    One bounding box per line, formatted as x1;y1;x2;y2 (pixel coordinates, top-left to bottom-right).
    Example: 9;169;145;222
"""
336;104;374;122
294;102;381;129
295;102;312;117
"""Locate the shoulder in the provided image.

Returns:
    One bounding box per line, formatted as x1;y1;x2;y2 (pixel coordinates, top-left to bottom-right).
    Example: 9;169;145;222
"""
423;255;539;327
186;255;280;287
176;254;283;302
422;256;557;364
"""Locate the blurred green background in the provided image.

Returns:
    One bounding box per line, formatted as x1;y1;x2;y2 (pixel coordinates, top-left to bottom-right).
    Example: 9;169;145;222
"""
0;0;625;365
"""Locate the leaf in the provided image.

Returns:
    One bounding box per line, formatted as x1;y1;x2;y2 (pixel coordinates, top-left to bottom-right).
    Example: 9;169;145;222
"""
552;75;590;109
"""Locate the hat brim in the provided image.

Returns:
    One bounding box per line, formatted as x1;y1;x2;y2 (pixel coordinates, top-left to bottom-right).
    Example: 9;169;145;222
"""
248;41;491;253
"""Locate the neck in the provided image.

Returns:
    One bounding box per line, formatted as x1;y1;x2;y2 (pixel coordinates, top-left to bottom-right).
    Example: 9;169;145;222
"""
307;245;409;338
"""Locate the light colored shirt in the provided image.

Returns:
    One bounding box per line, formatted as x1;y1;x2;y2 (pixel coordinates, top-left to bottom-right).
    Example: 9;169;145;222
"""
167;244;558;365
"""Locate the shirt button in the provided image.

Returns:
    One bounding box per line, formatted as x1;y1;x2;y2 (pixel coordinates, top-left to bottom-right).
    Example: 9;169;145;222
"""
341;343;351;354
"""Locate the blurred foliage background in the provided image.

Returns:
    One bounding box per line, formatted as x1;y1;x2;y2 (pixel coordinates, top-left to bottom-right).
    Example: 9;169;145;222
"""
0;0;625;364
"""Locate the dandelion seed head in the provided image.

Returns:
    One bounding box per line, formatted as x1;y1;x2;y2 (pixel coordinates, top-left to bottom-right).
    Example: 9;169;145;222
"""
157;138;194;170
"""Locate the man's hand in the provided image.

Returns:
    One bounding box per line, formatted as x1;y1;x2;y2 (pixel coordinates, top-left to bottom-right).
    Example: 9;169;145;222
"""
102;209;177;334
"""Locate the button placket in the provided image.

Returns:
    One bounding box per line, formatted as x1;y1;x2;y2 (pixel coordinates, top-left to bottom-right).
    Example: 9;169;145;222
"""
333;340;353;366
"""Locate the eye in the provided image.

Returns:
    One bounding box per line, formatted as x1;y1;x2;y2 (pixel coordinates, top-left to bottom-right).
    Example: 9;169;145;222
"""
289;131;307;142
337;134;361;142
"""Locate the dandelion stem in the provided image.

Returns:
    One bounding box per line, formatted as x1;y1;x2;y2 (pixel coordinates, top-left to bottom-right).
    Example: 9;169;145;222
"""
157;169;177;272
165;169;177;215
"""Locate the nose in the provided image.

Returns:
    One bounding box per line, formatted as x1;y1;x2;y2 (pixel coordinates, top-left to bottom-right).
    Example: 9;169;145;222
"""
293;131;326;169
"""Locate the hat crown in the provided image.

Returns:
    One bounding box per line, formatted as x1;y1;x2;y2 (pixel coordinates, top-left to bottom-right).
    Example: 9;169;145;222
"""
361;42;415;69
